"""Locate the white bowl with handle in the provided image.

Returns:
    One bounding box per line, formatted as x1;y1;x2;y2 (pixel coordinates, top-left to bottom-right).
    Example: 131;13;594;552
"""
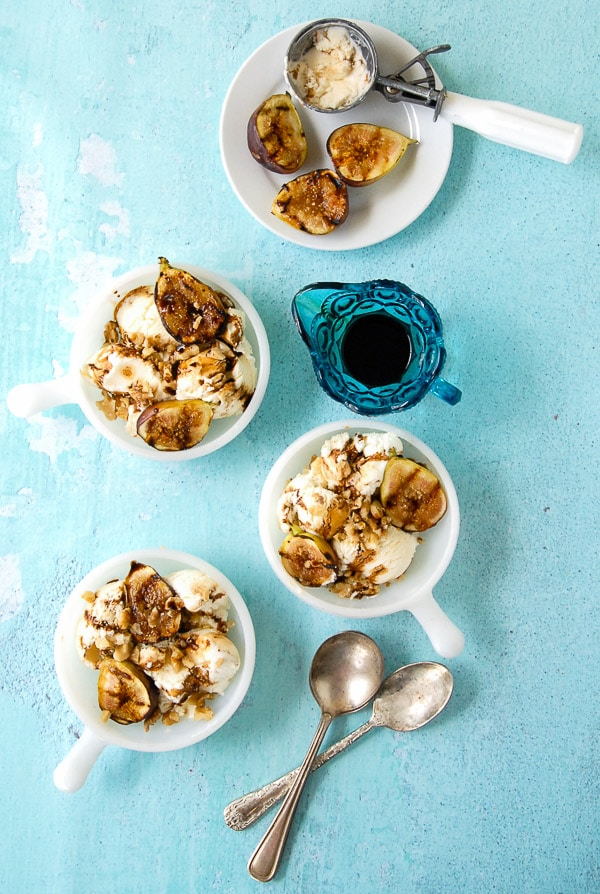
6;262;270;460
53;548;256;791
259;420;464;658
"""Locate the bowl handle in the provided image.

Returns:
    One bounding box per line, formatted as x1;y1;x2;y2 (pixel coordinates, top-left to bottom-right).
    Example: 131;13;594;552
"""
6;376;78;418
53;727;107;792
407;592;465;658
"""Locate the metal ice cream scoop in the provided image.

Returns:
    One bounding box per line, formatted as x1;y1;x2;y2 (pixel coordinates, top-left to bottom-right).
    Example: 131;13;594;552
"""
285;18;583;163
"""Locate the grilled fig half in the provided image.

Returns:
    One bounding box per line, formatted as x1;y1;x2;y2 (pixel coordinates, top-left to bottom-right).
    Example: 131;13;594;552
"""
327;123;417;186
136;398;213;451
247;92;307;174
380;456;447;531
97;658;158;725
279;528;338;587
272;169;349;235
154;257;226;344
126;562;182;643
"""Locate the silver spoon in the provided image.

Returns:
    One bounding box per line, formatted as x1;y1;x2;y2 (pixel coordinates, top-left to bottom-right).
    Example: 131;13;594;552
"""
228;661;453;831
247;630;385;882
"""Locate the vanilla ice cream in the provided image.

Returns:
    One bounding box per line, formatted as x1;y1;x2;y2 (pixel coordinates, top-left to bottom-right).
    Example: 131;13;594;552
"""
175;338;257;418
278;432;421;599
83;270;257;445
78;566;240;727
165;569;231;621
115;285;179;351
136;630;240;700
288;25;370;111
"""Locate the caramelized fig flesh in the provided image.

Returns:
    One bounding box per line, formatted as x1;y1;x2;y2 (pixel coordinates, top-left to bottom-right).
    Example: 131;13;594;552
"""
126;562;182;643
136;398;213;451
380;456;447;531
247;93;307;174
272;169;349;235
97;658;158;725
279;529;338;587
327;123;417;186
154;257;226;344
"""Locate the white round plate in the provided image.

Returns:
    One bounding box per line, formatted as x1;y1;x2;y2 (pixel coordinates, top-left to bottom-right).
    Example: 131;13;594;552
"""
219;21;453;251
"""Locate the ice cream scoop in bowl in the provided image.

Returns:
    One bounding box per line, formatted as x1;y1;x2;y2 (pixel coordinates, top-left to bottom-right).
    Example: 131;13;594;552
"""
6;261;270;461
258;420;464;658
53;548;256;791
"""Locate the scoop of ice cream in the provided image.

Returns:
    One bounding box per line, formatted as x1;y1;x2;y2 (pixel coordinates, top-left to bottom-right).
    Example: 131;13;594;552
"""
78;579;133;666
114;285;178;351
135;629;240;700
85;343;166;405
332;516;417;583
289;25;370;110
165;569;230;620
309;432;404;496
175;339;257;417
278;471;349;539
279;432;405;535
219;307;246;350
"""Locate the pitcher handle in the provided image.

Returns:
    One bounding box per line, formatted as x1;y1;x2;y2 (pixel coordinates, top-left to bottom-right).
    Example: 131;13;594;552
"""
430;377;462;406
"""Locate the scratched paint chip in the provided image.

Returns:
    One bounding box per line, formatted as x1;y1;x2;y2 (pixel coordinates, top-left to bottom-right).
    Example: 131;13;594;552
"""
10;164;51;263
77;133;124;187
0;555;24;622
27;415;98;463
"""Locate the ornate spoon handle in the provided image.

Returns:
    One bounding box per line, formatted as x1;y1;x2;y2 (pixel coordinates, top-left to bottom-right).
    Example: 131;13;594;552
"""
225;719;373;831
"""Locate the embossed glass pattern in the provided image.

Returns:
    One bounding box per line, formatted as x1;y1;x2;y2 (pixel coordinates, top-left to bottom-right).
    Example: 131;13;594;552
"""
292;280;461;415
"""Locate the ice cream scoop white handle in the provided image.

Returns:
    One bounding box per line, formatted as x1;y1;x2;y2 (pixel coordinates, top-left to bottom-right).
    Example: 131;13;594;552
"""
441;92;583;164
53;727;107;792
408;591;464;658
6;376;78;418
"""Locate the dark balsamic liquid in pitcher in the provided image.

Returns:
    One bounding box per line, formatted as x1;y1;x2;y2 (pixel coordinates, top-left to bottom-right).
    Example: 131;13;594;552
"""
342;314;412;388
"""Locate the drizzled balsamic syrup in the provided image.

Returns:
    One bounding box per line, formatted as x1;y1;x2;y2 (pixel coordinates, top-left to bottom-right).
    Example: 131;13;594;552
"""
341;313;411;388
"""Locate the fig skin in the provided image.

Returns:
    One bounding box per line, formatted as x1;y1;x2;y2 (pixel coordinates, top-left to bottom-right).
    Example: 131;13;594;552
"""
327;123;417;186
136;398;213;451
125;562;183;643
380;456;447;532
272;169;349;235
247;93;308;174
279;529;338;587
154;257;226;345
97;658;158;725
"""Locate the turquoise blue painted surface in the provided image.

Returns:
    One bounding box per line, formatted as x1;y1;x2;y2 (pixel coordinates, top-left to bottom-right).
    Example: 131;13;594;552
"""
0;0;598;891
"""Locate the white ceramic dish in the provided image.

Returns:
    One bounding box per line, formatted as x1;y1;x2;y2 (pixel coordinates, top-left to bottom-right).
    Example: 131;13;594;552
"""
53;548;256;791
259;421;464;657
6;263;270;461
219;21;453;251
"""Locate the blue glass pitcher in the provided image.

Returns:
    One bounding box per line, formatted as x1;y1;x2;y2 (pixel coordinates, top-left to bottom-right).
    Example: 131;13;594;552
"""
292;280;461;415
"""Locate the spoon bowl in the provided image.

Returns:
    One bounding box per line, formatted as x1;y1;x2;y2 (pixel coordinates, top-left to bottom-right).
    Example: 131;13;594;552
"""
310;629;385;715
248;631;384;880
372;661;453;732
226;661;453;831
